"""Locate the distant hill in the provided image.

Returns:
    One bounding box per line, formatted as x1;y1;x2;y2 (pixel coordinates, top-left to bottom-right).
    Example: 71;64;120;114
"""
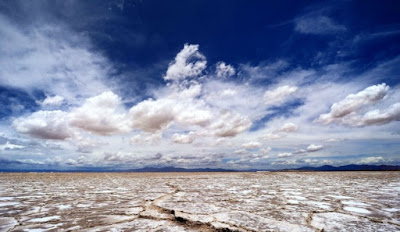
292;164;400;171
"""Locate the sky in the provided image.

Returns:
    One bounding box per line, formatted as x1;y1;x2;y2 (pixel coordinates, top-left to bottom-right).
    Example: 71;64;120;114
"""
0;0;399;171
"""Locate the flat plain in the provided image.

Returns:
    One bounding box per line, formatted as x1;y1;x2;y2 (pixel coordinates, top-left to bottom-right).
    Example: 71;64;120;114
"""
0;172;399;232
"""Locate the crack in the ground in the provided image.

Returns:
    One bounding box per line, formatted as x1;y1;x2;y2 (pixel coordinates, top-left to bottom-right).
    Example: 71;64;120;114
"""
305;211;325;232
137;183;251;232
7;216;21;232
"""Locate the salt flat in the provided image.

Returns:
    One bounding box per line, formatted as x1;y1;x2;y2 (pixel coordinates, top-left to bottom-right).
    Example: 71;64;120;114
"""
0;172;399;232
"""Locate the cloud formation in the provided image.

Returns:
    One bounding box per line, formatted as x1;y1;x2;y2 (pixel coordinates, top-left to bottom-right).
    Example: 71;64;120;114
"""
264;85;298;106
295;15;346;35
13;110;75;140
279;123;299;132
164;44;207;81
306;144;324;152
216;62;235;77
69;91;130;135
172;132;196;144
3;35;400;170
40;95;64;107
316;83;397;126
358;156;385;164
242;141;262;149
0;15;112;103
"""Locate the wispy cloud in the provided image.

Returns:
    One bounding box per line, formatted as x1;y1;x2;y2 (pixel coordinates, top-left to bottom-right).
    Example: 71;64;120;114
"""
294;14;346;35
0;14;113;104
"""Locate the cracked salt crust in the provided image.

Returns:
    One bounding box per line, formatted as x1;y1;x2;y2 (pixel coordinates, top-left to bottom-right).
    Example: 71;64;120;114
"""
0;172;399;231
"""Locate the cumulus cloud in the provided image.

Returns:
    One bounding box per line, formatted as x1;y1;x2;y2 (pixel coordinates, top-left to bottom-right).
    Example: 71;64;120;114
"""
13;110;75;140
316;83;393;126
65;158;78;165
129;98;176;132
277;152;293;158
130;133;162;145
279;122;299;132
129;83;212;133
172;131;196;144
14;91;131;139
164;44;207;81
242;141;262;149
306;144;324;152
356;103;400;126
264;85;298;106
40;95;64;106
216;62;235;77
210;111;252;137
131;75;252;138
358;156;385;164
75;137;104;154
295;15;346;35
69;91;130;135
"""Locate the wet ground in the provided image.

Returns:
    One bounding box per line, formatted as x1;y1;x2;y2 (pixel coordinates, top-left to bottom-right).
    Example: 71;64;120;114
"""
0;172;399;231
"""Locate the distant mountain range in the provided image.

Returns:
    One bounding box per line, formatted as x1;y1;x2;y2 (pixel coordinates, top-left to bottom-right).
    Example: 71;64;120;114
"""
127;166;238;172
291;164;400;171
1;164;399;172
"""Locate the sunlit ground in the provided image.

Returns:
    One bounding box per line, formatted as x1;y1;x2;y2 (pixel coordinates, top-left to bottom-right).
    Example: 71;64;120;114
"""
0;172;399;231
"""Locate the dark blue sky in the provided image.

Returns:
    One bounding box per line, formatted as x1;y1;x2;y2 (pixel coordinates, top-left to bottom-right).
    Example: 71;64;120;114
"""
3;1;399;74
0;0;399;170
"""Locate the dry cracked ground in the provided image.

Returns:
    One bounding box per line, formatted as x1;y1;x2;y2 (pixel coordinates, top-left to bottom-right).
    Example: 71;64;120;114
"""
0;172;399;232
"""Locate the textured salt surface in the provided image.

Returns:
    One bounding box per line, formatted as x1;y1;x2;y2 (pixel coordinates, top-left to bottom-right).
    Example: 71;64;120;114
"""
0;172;399;231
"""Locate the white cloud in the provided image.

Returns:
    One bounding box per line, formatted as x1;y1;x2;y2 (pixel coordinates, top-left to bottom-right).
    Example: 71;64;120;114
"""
316;83;392;126
40;95;64;106
0;15;112;103
261;132;285;140
129;98;176;132
0;141;25;150
13;110;75;140
210;111;252;137
130;132;162;145
241;141;262;149
358;156;384;164
295;15;346;35
264;85;298;106
65;158;77;165
129;83;213;133
5;37;399;169
356;103;400;126
216;62;235;77
203;80;266;121
277;152;293;158
306;144;324;152
13;91;131;141
234;149;247;154
164;44;207;81
260;147;272;154
279;122;298;132
69;91;130;135
172;132;196;144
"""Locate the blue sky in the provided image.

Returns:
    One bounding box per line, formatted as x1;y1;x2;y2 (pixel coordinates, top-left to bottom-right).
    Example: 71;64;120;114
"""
0;0;399;170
